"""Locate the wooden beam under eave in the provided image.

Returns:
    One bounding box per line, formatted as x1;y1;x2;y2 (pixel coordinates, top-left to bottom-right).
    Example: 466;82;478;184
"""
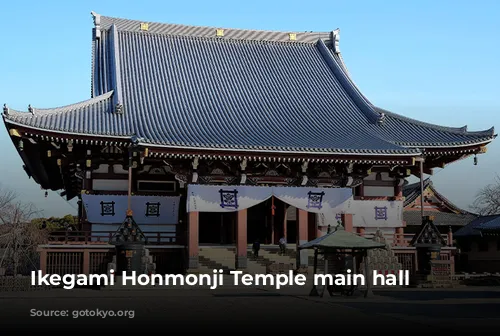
408;166;433;177
9;128;21;137
478;145;488;154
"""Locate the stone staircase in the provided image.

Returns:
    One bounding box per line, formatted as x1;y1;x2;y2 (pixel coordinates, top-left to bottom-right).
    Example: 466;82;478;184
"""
198;247;236;273
197;245;302;274
246;254;269;274
196;245;328;275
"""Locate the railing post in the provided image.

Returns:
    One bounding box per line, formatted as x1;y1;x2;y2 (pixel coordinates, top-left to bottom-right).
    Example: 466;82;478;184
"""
83;250;90;275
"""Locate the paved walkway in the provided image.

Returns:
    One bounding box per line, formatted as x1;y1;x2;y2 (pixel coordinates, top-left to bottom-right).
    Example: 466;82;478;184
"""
1;286;499;331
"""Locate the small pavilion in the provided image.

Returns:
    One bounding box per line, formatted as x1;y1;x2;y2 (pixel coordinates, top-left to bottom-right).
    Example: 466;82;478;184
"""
299;226;385;297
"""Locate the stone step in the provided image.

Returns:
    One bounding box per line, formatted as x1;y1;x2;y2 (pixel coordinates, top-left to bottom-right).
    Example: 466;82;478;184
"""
199;248;236;270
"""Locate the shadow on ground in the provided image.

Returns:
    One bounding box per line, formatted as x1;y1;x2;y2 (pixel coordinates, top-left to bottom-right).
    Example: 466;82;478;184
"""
374;289;500;301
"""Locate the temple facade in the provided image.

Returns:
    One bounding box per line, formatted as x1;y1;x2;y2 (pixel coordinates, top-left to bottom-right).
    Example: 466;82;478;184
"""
2;13;496;276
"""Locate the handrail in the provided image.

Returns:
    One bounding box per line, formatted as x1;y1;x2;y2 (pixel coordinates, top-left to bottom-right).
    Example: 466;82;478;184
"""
47;230;182;245
356;232;451;247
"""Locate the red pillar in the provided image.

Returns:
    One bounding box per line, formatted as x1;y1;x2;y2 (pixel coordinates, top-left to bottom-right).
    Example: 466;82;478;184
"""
188;211;199;271
296;209;309;268
395;227;404;246
316;218;323;239
236;209;248;269
341;214;353;232
39;250;47;276
83;250;90;275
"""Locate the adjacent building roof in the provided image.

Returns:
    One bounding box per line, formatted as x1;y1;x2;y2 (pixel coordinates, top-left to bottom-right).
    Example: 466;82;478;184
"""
299;227;385;250
454;215;500;237
477;216;500;232
2;13;496;155
403;179;477;226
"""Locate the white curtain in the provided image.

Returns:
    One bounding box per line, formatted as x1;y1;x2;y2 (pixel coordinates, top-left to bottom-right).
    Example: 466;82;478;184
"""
346;200;403;228
187;185;352;214
316;212;342;228
272;186;352;214
187;185;272;213
81;194;180;224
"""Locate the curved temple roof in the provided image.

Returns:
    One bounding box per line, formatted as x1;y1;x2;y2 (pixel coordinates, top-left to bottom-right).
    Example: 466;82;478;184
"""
2;13;496;156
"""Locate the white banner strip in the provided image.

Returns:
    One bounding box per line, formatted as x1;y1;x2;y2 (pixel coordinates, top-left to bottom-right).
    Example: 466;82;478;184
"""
81;194;180;225
187;185;353;214
316;200;404;228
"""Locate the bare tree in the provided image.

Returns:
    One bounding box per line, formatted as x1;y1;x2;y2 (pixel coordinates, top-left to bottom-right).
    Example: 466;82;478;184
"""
470;175;500;216
0;184;16;216
0;186;45;275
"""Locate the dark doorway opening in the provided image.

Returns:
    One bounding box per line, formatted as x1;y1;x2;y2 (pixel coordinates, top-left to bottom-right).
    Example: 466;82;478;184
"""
247;198;286;245
199;212;235;244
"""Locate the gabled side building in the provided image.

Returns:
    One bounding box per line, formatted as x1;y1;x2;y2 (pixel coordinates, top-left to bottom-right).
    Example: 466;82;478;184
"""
403;178;478;237
454;215;500;273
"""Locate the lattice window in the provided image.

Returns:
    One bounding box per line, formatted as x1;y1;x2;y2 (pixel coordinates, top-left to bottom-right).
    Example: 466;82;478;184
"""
47;252;83;276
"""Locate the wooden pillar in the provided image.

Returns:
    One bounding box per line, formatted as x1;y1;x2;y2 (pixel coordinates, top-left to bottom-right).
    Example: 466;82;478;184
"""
187;211;199;271
236;209;248;269
341;213;353;232
447;226;453;247
39;250;47;276
283;206;288;241
308;212;316;240
396;227;404;246
316;215;323;238
364;250;373;298
296;209;308;269
83;250;90;275
394;181;403;198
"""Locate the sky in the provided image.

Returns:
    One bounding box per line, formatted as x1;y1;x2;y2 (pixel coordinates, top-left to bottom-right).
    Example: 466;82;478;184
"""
0;0;499;217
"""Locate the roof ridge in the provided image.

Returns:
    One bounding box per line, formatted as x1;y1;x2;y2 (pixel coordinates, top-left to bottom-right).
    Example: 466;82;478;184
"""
91;12;336;44
118;29;318;46
316;39;380;123
2;91;114;117
427;183;476;215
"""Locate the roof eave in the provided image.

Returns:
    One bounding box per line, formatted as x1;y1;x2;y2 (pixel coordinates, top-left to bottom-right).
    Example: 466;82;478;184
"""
4;120;420;158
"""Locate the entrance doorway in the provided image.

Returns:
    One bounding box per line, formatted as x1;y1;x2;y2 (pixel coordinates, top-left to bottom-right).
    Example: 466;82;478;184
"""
198;212;235;245
247;198;286;245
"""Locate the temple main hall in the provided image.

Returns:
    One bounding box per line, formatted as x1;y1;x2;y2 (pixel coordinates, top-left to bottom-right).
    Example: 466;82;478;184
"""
2;12;495;276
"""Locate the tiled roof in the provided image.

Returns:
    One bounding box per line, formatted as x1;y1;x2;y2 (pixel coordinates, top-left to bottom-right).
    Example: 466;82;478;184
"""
2;13;496;155
403;179;433;206
404;211;476;227
403;178;477;227
477;216;500;231
403;179;475;215
454;215;500;237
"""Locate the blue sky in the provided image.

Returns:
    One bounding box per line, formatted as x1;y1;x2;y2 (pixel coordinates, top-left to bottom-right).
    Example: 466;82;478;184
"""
1;0;499;217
